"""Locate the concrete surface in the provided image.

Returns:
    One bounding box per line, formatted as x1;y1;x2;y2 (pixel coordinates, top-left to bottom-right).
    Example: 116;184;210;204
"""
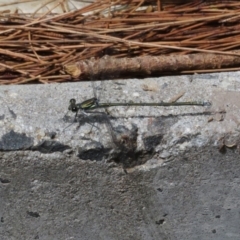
0;73;240;240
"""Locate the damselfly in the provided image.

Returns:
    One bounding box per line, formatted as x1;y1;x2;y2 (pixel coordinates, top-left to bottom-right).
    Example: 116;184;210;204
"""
68;97;211;116
66;80;211;136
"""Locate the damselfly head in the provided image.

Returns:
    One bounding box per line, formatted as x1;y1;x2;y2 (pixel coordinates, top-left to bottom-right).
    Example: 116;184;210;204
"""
68;98;77;112
70;99;76;104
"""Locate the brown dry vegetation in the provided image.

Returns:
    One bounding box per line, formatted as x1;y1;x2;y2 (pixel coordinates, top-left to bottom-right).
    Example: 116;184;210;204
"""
0;0;240;84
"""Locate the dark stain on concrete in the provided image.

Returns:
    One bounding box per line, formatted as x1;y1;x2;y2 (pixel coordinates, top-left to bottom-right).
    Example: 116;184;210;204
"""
0;130;33;151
